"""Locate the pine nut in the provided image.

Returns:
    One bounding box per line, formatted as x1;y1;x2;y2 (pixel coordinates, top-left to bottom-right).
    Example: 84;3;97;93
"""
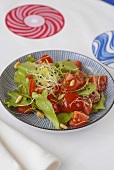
58;94;65;100
14;61;21;69
15;95;23;104
36;111;44;119
60;123;68;129
69;79;75;86
46;82;51;87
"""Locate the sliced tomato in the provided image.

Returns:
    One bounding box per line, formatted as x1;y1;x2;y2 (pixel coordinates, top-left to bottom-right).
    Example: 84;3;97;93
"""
36;55;54;64
63;72;74;82
52;85;60;95
74;60;82;70
74;71;86;87
62;93;83;112
98;76;108;91
17;105;32;114
47;93;55;101
51;100;62;113
29;79;36;96
47;93;62;113
68;111;89;128
61;72;86;93
83;98;92;115
89;75;108;91
61;78;81;92
29;79;43;96
89;76;98;89
26;74;34;79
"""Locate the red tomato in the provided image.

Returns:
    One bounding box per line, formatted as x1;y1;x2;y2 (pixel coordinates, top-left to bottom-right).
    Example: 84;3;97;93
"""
89;76;98;89
47;93;55;101
98;76;108;91
29;79;42;96
29;79;36;96
47;94;62;113
62;93;83;112
51;100;62;113
52;85;60;95
63;72;74;82
61;72;86;93
36;55;54;64
74;71;86;87
26;74;34;79
17;105;32;114
89;76;108;91
83;98;92;115
74;60;82;70
68;111;89;128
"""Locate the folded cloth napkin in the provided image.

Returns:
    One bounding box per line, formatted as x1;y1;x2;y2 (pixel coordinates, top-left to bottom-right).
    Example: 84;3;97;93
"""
0;141;22;170
0;120;61;170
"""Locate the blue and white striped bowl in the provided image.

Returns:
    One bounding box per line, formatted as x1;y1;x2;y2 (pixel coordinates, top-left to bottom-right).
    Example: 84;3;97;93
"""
0;50;114;132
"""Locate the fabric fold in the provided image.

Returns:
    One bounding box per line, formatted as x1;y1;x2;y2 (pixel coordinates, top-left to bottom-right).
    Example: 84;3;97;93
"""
0;141;22;170
0;120;61;170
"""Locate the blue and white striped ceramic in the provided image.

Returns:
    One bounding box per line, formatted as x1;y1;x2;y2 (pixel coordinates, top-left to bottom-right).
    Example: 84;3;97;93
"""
0;50;114;131
92;31;114;69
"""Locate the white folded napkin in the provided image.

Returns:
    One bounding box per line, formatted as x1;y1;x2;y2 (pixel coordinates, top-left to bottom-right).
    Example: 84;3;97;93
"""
0;141;22;170
0;120;61;170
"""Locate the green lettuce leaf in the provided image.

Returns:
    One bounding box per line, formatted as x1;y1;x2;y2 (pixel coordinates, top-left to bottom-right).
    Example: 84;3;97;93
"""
14;70;29;95
32;92;60;129
17;62;39;75
26;55;36;63
93;93;106;112
57;112;73;124
14;62;41;94
55;60;78;73
4;90;31;107
42;89;48;97
77;83;96;96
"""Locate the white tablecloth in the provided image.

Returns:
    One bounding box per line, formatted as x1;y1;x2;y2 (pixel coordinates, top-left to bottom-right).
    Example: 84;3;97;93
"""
0;0;114;170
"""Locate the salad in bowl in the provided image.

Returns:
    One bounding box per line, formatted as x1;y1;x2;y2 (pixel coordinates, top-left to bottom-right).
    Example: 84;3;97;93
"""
4;53;108;130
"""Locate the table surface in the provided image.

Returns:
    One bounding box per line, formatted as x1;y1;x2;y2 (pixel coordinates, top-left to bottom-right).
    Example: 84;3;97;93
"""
0;0;114;170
